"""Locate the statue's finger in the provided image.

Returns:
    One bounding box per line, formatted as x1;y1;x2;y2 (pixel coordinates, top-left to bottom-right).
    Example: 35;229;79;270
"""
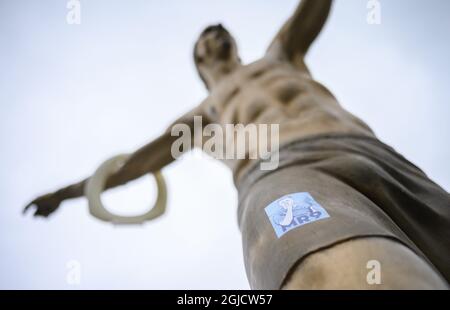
34;208;48;217
23;202;35;214
34;204;55;217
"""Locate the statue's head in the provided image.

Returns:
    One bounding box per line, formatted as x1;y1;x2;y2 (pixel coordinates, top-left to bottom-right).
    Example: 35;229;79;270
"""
193;24;241;90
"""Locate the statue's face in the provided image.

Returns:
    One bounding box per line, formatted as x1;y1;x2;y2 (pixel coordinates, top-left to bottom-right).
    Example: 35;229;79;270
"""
194;24;240;87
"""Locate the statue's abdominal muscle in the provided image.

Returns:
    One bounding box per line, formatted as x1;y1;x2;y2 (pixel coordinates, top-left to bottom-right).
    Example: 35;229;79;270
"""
214;61;375;144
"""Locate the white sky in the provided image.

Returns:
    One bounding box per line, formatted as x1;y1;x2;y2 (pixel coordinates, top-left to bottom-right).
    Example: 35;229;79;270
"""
1;0;449;289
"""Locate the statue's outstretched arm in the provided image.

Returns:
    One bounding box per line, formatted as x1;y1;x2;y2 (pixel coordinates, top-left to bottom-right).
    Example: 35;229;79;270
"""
24;102;209;217
266;0;332;63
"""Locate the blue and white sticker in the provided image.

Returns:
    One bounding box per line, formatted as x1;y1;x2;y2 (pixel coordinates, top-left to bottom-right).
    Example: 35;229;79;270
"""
264;192;330;238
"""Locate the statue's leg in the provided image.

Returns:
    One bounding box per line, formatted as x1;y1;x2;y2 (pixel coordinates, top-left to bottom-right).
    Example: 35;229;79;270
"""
282;237;448;289
237;157;449;289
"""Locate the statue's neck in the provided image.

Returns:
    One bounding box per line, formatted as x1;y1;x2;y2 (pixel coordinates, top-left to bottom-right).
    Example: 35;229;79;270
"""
205;62;241;90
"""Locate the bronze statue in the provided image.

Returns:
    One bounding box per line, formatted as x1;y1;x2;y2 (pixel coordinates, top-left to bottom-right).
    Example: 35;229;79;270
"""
25;0;450;289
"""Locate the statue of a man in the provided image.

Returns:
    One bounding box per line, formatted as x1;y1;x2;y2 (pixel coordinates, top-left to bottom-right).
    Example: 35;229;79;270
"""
25;0;450;289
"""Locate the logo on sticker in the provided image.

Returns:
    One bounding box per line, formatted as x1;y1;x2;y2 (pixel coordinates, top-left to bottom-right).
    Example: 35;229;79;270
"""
264;192;330;238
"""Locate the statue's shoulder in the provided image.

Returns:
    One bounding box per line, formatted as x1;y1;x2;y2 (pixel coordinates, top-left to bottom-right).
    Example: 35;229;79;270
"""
210;58;298;99
240;58;283;77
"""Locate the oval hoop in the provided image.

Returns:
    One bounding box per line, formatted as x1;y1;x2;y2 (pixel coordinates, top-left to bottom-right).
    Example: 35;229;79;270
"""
85;154;167;224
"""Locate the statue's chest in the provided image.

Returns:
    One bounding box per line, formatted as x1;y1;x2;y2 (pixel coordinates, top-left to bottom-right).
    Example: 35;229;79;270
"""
208;69;312;125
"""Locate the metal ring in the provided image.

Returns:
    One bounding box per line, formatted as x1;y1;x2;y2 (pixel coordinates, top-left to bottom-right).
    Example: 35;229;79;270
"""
85;154;167;224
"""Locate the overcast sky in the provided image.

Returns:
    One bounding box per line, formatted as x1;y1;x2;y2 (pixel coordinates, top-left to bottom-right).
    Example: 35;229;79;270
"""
1;0;449;289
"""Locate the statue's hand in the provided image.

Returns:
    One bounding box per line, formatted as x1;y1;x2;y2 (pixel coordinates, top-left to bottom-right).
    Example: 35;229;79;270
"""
23;192;62;217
